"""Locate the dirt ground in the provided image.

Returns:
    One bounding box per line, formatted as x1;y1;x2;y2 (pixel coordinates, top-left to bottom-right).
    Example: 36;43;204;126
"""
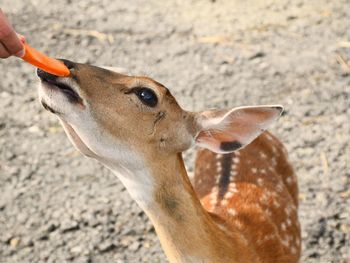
0;0;349;262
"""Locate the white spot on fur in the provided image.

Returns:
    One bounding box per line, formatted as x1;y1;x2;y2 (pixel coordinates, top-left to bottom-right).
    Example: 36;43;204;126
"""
260;194;269;205
281;223;287;231
276;182;284;192
218;224;227;231
281;237;289;247
209;186;219;208
265;133;274;141
216;163;222;173
230;170;238;180
234;220;244;230
257;233;276;245
270;191;278;198
272;146;278;154
228;183;238;193
224;191;234;199
228;208;237;216
260;152;267;159
221;199;228;206
273;199;280;208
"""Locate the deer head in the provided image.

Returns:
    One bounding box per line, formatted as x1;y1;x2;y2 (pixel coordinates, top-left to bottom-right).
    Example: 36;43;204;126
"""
37;60;282;203
37;59;282;158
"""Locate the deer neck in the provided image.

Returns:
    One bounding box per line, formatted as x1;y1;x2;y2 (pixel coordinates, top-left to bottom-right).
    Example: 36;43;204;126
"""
106;151;250;263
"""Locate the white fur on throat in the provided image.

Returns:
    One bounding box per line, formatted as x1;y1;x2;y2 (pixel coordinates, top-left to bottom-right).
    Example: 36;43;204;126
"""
104;158;155;209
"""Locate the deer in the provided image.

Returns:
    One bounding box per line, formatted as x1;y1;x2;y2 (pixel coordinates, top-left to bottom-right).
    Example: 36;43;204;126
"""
35;59;301;263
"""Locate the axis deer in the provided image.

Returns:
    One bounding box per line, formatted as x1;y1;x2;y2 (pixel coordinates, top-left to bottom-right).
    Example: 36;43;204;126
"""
36;60;301;263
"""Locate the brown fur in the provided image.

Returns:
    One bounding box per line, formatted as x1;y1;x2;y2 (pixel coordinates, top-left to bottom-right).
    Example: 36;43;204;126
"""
145;153;257;263
194;132;301;262
43;61;300;262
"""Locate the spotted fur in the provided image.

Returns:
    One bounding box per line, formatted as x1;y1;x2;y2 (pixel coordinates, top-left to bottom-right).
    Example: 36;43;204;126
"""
194;132;301;262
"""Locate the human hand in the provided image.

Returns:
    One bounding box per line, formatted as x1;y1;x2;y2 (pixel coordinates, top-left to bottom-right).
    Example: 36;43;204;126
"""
0;8;25;58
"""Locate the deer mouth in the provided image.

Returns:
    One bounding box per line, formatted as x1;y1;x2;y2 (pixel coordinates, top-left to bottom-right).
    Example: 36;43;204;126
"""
37;68;83;104
40;78;82;104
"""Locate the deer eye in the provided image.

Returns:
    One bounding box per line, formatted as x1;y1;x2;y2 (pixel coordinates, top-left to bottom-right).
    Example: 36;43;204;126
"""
135;88;158;107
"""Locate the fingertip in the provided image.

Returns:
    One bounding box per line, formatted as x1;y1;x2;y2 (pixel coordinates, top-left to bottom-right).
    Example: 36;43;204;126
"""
17;33;26;44
15;48;25;57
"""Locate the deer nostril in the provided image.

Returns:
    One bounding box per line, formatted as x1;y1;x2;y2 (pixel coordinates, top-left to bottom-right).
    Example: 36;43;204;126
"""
60;59;75;70
36;68;57;81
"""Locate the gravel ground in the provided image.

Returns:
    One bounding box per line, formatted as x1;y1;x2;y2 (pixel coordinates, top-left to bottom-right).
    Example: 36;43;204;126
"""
1;0;349;262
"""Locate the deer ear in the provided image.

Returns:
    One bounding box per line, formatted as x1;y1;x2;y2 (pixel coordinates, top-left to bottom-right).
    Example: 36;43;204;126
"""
194;105;283;153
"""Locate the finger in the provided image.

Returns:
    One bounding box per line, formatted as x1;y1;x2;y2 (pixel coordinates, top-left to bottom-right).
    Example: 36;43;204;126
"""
0;9;24;56
0;42;11;58
17;33;26;44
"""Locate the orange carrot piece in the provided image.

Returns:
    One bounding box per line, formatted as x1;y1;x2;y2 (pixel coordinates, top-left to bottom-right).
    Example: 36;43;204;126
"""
21;43;70;77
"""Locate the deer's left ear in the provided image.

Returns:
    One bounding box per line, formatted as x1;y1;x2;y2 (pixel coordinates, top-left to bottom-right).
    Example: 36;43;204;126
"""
193;105;283;154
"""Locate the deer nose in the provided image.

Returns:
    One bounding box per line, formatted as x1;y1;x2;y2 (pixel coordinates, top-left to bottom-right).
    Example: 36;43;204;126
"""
36;68;57;81
36;59;76;80
60;59;75;70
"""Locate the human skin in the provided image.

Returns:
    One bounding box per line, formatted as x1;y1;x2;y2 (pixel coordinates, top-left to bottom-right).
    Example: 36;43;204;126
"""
0;8;24;58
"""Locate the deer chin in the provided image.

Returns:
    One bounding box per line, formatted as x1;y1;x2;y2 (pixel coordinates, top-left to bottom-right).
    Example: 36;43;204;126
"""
59;119;97;158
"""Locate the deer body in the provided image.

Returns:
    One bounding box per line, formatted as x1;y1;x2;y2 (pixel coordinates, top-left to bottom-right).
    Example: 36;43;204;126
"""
193;132;300;262
36;61;301;263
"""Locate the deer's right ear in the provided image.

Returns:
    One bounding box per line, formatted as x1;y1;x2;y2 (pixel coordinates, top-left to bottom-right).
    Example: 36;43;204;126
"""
193;106;283;154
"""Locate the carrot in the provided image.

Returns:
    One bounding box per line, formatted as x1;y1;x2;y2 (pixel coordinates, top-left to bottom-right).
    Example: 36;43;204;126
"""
21;43;70;77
